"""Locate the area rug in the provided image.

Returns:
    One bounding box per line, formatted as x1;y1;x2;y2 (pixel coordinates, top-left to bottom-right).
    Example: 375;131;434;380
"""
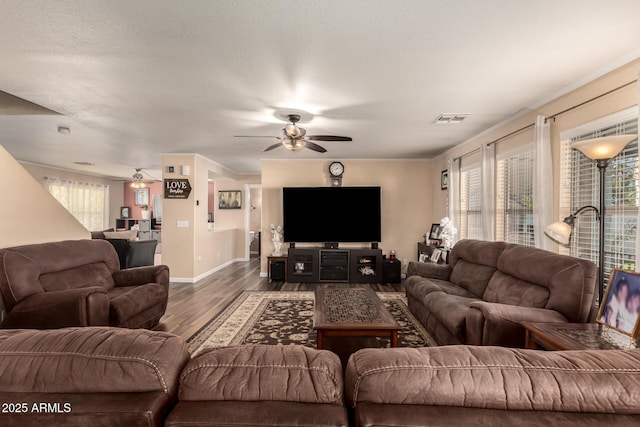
187;290;436;355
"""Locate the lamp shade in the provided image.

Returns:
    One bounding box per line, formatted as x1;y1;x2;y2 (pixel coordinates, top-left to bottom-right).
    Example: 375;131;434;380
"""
544;221;572;245
571;134;637;160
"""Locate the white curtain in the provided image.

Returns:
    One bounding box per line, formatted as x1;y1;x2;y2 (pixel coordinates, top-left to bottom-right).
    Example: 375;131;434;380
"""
532;115;553;250
448;157;461;244
636;72;640;271
45;177;109;231
481;143;495;241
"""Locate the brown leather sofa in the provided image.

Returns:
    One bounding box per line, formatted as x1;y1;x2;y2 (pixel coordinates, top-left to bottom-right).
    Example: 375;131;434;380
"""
166;345;348;426
0;327;190;427
345;346;640;427
0;239;169;329
405;239;598;347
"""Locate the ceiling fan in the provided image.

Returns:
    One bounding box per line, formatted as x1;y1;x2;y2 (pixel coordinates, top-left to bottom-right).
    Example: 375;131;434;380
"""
235;114;352;153
123;168;160;188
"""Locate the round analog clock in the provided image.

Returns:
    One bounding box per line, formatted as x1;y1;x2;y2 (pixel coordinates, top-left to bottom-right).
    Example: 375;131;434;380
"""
329;161;344;177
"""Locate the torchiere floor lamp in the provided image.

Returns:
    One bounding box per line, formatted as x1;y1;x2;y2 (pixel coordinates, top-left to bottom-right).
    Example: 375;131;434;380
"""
544;134;637;305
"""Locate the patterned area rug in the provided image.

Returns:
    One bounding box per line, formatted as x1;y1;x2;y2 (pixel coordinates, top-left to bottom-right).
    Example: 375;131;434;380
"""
187;290;436;355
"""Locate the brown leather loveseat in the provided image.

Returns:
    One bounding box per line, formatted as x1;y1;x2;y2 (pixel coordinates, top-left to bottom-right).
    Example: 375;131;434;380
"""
346;346;640;426
406;239;598;347
0;239;169;329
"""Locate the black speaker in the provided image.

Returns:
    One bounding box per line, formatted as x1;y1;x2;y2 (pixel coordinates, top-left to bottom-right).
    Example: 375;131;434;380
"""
270;261;286;281
382;259;401;284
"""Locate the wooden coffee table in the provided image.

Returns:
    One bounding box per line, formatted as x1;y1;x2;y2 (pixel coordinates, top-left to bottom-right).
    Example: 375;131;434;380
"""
313;285;400;350
522;322;640;351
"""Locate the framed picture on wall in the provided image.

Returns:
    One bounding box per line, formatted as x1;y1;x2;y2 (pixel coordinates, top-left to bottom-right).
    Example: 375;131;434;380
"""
597;269;640;338
120;206;131;219
219;190;242;209
441;170;448;190
134;188;149;206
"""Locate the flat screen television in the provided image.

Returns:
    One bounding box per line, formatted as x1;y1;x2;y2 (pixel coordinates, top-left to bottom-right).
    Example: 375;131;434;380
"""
282;186;381;243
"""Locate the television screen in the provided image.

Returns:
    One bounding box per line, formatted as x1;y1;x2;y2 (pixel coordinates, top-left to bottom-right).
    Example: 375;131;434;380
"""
282;186;381;243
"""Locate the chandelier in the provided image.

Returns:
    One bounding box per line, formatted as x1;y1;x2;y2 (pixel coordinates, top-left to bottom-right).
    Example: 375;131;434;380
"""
130;168;146;189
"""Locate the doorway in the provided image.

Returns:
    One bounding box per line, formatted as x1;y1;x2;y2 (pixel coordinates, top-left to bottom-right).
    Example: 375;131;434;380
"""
245;184;262;259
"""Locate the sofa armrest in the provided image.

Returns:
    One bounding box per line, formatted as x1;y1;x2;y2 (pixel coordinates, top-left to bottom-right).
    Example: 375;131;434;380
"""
1;287;109;329
466;301;568;347
113;265;170;288
406;261;452;280
345;346;640;413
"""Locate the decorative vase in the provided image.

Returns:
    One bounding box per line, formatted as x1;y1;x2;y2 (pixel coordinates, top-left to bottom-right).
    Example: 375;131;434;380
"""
141;210;151;220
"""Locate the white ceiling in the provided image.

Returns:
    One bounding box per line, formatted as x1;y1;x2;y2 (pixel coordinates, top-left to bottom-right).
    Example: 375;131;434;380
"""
1;0;640;179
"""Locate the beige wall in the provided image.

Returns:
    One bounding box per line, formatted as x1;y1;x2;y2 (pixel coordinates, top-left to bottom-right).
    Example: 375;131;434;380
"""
0;145;91;249
431;58;640;241
162;153;260;282
261;159;434;275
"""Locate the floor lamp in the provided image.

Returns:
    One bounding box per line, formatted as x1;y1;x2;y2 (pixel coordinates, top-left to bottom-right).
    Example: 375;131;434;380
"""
544;134;637;305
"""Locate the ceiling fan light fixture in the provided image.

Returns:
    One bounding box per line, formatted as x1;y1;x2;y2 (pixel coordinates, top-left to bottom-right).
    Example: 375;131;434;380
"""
130;169;147;188
282;138;305;151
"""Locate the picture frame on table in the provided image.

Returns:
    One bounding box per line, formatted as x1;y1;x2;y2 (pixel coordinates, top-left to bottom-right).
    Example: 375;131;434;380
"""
429;223;442;240
441;170;448;190
120;206;131;219
597;269;640;338
218;190;242;209
418;253;430;263
430;248;442;263
134;188;149;206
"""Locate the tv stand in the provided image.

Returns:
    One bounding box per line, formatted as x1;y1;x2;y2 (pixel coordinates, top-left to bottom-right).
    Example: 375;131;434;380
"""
287;247;382;283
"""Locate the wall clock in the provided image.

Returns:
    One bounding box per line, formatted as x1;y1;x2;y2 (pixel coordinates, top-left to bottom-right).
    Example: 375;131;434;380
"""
329;161;344;177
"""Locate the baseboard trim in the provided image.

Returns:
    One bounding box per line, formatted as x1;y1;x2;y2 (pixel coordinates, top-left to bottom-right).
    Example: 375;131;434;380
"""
171;258;248;283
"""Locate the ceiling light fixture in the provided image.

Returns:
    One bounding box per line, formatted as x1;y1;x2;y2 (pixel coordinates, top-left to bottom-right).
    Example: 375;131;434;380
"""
130;168;146;188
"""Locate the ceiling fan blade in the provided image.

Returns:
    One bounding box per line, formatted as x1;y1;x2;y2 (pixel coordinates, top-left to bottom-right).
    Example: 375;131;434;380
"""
306;135;352;142
263;142;283;152
234;135;281;139
305;141;327;153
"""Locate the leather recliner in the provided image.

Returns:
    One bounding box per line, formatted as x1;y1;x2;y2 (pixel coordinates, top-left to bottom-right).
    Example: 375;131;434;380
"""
0;239;169;329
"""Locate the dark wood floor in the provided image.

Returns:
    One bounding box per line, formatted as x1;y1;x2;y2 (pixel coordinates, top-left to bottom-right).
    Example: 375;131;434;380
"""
155;257;404;339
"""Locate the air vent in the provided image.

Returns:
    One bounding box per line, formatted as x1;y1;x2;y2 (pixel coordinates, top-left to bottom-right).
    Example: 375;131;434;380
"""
433;113;470;124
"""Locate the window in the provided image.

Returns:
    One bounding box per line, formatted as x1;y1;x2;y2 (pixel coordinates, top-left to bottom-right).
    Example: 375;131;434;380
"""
459;166;482;239
560;112;638;286
45;178;109;231
496;148;534;246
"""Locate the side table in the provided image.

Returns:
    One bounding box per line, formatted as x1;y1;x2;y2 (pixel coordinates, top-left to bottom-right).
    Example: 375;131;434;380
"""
522;322;640;351
267;255;288;282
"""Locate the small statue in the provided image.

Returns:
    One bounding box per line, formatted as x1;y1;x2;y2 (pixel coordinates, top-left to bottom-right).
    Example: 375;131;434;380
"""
271;224;283;256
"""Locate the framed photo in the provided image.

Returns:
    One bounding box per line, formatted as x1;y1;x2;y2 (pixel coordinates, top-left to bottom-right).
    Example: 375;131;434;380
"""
218;190;242;209
430;248;442;263
441;170;448;190
418;253;430;263
429;223;442;240
120;206;131;219
134;188;149;206
597;269;640;338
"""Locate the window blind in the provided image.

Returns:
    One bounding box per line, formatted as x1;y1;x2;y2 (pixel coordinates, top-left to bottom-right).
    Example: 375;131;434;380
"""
459;166;482;239
496;148;534;246
560;117;638;287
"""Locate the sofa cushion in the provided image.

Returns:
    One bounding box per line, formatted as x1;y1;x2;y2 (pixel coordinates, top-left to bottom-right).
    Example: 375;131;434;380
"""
179;345;344;404
109;284;168;325
447;240;507;297
0;240;119;309
406;277;476;303
0;327;189;395
487;243;597;321
423;293;479;342
449;259;497;297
